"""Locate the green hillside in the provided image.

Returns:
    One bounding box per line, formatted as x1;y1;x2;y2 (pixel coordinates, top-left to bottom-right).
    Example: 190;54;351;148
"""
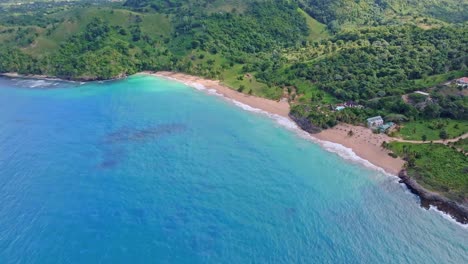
297;0;467;30
0;0;466;103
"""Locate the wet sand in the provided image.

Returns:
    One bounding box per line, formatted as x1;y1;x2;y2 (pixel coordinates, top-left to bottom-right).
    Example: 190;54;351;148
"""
314;124;405;175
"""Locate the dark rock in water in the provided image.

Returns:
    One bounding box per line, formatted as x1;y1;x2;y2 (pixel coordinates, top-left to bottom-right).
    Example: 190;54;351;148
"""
289;114;322;134
96;147;126;169
104;123;187;143
98;159;119;169
398;170;468;224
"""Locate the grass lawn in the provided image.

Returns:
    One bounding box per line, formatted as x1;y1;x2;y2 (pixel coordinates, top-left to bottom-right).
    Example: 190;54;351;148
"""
388;142;468;202
298;8;329;41
395;119;468;141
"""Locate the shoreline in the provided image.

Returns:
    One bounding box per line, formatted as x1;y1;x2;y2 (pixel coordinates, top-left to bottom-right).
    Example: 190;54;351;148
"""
0;72;66;82
149;71;291;117
398;170;468;224
147;71;405;176
3;71;466;225
313;124;405;175
145;71;468;225
0;72;127;82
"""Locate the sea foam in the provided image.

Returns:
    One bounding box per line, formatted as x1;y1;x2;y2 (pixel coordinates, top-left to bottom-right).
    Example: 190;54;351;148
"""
429;206;468;229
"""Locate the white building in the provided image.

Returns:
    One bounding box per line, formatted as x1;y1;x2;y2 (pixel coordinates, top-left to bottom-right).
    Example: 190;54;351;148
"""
456;77;468;88
367;116;384;128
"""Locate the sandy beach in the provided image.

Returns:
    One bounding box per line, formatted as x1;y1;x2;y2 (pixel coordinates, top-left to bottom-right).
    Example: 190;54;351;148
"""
152;71;291;117
147;71;406;175
147;72;406;175
314;124;405;175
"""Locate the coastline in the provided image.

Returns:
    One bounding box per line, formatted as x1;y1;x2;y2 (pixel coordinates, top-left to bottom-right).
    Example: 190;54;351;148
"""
149;71;291;117
146;71;405;175
3;70;466;225
144;71;468;225
398;170;468;224
0;72;127;82
313;124;405;175
0;72;65;81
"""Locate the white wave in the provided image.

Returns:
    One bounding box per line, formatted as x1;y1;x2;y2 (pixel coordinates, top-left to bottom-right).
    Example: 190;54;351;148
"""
168;76;396;178
17;79;49;88
428;206;468;229
29;80;47;88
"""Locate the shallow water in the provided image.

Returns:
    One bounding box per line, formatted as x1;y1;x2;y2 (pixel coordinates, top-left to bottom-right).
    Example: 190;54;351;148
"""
0;76;466;263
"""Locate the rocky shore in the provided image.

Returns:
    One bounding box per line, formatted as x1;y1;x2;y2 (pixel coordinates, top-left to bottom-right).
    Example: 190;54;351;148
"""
398;170;468;224
0;72;127;82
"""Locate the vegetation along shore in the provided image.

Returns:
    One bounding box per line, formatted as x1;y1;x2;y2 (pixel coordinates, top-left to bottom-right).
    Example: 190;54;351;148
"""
0;0;467;223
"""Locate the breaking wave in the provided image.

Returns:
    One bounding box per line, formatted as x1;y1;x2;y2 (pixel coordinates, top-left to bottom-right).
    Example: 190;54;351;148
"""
179;80;394;177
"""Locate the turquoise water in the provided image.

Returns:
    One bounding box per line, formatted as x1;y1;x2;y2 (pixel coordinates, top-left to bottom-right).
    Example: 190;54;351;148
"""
0;76;466;263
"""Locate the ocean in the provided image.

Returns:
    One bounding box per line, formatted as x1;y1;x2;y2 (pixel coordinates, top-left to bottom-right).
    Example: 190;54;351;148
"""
0;75;466;263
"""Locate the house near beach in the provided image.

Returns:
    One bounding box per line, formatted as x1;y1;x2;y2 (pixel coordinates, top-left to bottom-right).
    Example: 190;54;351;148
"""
456;77;468;88
378;122;395;133
333;101;363;111
367;116;384;128
414;91;430;96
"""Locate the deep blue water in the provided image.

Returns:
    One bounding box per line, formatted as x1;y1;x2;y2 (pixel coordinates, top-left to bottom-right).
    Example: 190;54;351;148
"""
0;76;466;263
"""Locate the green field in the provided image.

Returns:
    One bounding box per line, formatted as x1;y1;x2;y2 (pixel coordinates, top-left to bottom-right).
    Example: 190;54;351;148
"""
298;8;329;41
388;142;468;202
395;119;468;141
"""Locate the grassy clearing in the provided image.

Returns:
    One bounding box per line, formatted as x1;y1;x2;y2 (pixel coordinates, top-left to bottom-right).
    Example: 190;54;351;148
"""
221;64;282;99
204;0;250;13
414;70;467;88
298;8;329;41
292;79;337;104
395;119;468;141
387;142;468;202
141;13;171;37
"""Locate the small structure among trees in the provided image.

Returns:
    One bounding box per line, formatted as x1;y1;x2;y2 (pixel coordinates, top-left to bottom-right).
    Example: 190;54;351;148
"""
456;77;468;88
367;116;384;128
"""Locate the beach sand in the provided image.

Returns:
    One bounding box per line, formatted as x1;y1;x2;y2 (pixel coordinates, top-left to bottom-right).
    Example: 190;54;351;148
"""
152;71;290;117
145;71;405;175
314;124;405;175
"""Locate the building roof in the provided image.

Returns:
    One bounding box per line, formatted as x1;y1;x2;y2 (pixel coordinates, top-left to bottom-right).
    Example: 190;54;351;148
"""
379;122;395;131
414;91;429;96
335;106;345;111
457;77;468;83
367;116;383;122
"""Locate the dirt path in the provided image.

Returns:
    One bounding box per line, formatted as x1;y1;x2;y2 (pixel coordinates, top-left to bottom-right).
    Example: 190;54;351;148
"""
393;132;468;144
